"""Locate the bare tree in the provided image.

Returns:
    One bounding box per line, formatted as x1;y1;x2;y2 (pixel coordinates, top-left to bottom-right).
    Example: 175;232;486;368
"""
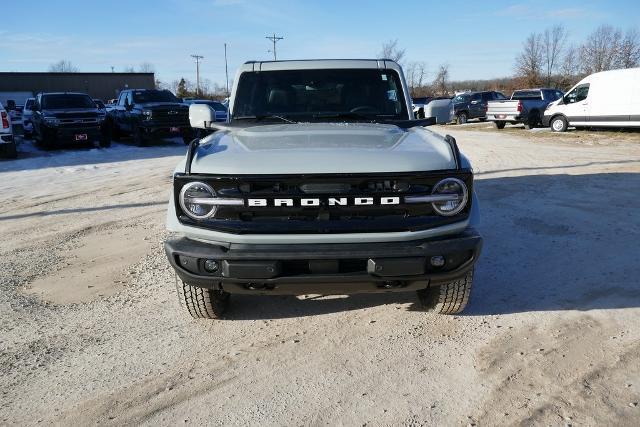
515;33;544;86
432;64;450;96
558;45;581;87
405;61;428;95
542;25;567;86
138;62;156;73
580;25;622;74
379;39;405;64
617;28;640;68
48;60;79;72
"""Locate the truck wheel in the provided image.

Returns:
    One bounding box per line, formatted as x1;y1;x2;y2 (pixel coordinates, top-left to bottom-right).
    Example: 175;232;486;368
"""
133;126;148;147
494;121;506;129
550;116;568;132
456;112;468;125
41;133;55;150
524;111;540;129
0;142;18;159
176;279;230;319
416;269;474;315
108;121;121;141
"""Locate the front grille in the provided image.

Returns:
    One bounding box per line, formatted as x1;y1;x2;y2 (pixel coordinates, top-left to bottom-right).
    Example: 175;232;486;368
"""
151;108;189;126
174;172;473;234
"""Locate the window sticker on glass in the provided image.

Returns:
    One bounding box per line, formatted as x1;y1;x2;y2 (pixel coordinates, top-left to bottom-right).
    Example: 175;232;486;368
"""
381;74;388;81
387;90;397;101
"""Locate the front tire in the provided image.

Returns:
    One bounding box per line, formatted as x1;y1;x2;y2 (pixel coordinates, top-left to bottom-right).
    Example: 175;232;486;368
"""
550;116;568;132
456;112;468;125
416;269;474;314
133;126;148;146
176;280;230;319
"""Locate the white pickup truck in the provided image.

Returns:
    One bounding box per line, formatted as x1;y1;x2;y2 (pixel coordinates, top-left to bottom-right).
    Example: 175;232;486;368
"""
486;88;564;129
0;101;17;158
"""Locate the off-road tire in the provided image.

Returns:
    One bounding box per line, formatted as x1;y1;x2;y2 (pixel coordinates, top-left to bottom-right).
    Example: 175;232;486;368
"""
176;279;230;319
524;111;540;129
550;115;568;132
417;269;474;314
0;142;17;159
108;121;121;141
456;112;468;125
494;121;506;129
133;126;148;147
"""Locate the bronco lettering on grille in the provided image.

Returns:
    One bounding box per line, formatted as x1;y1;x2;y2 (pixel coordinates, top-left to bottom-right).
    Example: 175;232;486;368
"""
247;197;401;207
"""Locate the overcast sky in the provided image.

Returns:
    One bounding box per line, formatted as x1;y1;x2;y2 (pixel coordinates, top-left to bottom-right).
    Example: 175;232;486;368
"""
2;0;639;86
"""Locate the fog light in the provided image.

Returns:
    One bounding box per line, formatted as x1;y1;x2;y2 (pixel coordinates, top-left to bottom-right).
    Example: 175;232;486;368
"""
430;256;445;267
203;259;219;273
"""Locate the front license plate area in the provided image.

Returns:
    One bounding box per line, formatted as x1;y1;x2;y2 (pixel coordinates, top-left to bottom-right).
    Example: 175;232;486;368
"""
170;127;180;133
75;134;88;141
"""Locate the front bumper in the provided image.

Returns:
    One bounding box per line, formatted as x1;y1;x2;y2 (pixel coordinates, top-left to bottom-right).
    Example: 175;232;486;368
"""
164;229;482;295
44;125;102;142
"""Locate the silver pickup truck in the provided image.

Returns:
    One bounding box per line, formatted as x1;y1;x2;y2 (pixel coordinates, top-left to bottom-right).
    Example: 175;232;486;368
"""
486;88;564;129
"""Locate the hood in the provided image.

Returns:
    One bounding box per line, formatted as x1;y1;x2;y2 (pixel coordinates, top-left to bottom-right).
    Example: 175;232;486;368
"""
188;122;456;175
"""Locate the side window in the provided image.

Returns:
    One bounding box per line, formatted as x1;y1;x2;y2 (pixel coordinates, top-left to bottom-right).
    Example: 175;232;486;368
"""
565;84;590;104
126;92;134;106
471;93;481;102
118;92;127;106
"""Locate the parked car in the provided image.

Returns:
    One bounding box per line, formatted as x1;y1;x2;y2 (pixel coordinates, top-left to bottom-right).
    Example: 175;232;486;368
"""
106;89;191;145
0;101;17;159
412;97;433;118
94;99;106;110
22;97;35;138
4;100;23;130
184;99;228;122
486;88;564;129
543;68;640;132
165;59;482;319
453;91;506;124
423;98;454;124
32;92;109;149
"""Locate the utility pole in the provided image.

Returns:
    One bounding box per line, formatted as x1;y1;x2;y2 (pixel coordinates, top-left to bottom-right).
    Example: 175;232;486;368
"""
224;43;229;96
265;33;284;61
191;54;204;95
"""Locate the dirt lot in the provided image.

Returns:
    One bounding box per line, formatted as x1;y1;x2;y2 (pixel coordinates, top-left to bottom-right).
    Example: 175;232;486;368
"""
1;128;639;425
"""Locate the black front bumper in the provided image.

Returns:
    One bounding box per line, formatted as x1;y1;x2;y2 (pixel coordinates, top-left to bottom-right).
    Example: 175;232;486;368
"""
164;229;482;295
45;125;102;142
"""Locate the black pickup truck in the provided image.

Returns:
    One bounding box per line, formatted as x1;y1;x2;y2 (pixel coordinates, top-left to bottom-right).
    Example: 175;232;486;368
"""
106;89;192;145
32;92;109;149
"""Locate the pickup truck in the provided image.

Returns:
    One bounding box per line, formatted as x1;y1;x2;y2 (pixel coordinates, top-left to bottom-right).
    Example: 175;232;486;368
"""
453;91;507;124
0;101;16;158
32;92;109;149
106;89;191;146
486;88;564;129
164;59;483;319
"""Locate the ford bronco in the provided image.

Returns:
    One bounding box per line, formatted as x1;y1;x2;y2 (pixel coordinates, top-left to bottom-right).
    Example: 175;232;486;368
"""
164;59;482;319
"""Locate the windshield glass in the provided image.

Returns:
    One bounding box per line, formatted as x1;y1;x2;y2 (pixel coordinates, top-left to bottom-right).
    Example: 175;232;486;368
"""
132;90;179;104
453;94;470;103
232;68;408;121
42;94;96;109
194;101;227;112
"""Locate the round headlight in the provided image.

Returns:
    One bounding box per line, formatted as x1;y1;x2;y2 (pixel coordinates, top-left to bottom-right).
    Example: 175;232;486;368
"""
431;178;468;216
179;181;217;220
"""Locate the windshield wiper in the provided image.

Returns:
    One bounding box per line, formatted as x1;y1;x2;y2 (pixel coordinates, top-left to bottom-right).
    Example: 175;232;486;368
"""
312;112;375;120
233;114;297;124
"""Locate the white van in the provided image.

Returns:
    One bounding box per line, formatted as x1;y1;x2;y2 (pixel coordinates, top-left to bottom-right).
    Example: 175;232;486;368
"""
543;68;640;132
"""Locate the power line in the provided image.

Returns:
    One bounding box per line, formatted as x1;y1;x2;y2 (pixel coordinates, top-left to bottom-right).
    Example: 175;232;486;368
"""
190;54;204;95
265;33;284;61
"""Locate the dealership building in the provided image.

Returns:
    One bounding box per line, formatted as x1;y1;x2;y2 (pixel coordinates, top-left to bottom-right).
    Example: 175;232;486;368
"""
0;72;155;103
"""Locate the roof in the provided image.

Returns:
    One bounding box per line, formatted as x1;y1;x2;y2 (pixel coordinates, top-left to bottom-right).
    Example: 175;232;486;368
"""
239;59;402;73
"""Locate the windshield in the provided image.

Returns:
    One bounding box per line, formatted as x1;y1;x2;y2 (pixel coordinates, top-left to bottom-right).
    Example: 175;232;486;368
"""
194;100;227;112
232;68;408;121
511;90;542;100
132;90;179;104
453;94;470;103
25;98;35;109
42;94;96;109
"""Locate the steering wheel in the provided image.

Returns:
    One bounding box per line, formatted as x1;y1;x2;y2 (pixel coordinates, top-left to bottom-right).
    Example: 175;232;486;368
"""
349;106;377;114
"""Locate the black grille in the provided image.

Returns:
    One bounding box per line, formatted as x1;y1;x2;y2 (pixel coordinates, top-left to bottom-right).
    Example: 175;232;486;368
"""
174;171;473;234
151;108;189;126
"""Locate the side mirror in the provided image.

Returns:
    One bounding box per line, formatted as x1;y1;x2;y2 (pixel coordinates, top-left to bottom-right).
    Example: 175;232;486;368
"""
189;104;216;129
